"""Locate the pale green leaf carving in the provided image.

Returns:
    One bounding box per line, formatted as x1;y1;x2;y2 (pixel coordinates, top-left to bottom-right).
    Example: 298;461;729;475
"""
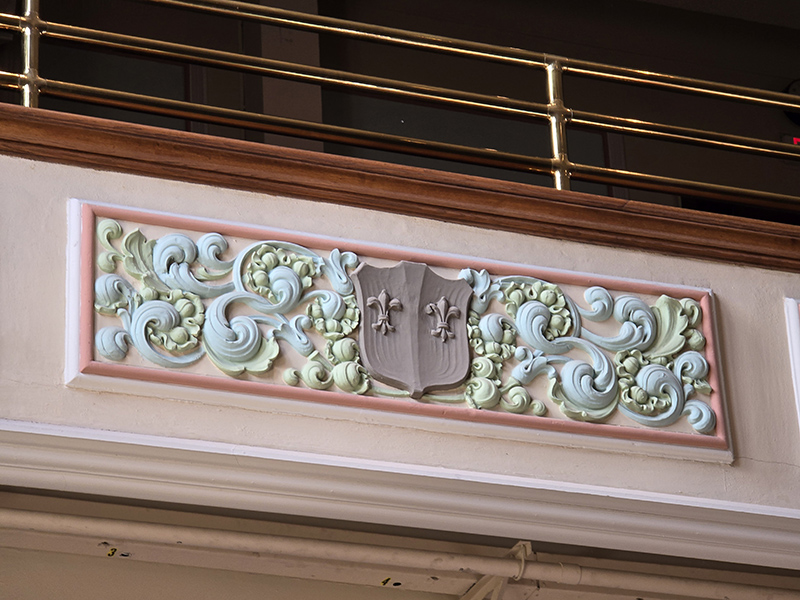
693;379;712;396
503;280;571;341
308;294;360;341
245;244;318;300
499;385;533;414
120;229;170;293
327;337;359;364
471;356;501;383
298;360;334;390
465;377;501;409
644;295;689;360
331;361;370;394
97;219;124;273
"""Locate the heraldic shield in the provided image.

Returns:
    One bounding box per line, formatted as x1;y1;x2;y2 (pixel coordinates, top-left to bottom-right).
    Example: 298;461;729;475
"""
352;261;473;399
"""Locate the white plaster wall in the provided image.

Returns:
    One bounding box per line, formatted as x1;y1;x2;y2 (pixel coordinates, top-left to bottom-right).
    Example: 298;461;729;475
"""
1;153;799;510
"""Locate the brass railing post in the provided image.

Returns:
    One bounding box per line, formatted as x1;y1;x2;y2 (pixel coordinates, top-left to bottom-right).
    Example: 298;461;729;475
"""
546;58;570;191
21;0;41;107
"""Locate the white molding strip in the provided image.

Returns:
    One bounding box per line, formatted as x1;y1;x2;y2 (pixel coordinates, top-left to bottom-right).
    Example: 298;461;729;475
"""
1;419;797;570
785;298;800;438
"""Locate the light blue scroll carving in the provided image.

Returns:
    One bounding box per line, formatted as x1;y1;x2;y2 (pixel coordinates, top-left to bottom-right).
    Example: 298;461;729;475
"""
95;221;716;434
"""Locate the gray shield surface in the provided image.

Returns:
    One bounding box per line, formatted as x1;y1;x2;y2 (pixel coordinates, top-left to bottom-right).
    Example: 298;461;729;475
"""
352;261;472;398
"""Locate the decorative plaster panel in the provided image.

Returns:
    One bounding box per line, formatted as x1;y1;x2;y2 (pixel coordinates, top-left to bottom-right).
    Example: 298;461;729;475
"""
69;200;728;456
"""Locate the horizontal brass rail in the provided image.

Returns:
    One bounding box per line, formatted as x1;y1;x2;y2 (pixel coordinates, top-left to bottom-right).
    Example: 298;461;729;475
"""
28;77;555;174
1;3;798;209
570;111;800;161
136;0;545;67
564;61;800;112
572;164;800;210
1;71;795;210
3;14;796;164
7;3;798;113
0;69;21;89
135;0;800;111
0;12;21;29
40;21;550;121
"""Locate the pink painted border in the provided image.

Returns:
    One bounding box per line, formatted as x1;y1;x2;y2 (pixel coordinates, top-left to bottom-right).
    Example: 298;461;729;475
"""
77;202;728;451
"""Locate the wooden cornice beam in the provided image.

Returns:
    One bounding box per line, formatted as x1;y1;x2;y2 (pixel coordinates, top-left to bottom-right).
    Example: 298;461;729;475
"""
1;103;799;271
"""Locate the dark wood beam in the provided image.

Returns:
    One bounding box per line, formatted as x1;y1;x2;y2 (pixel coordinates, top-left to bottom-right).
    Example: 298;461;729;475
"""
1;103;799;271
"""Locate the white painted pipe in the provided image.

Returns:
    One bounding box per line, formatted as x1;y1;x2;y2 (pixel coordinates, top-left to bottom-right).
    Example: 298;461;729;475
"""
2;508;798;600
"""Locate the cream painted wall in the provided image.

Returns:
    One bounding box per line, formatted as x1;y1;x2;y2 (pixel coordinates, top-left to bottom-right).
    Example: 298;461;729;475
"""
1;153;800;512
0;547;453;600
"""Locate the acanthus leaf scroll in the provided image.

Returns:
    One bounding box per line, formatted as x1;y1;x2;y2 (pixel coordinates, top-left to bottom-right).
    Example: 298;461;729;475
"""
93;220;716;434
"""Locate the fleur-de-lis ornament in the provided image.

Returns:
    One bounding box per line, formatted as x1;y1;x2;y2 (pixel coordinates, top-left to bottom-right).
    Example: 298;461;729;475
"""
367;289;403;335
426;296;461;342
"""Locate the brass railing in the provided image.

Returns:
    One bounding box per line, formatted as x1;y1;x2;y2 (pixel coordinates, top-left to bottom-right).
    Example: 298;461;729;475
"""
1;0;800;210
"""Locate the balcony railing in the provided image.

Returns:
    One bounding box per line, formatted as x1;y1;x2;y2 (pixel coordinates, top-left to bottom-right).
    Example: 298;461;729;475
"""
1;0;799;212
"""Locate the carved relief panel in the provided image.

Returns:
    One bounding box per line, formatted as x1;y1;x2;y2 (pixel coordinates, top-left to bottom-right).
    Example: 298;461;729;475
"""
73;201;728;457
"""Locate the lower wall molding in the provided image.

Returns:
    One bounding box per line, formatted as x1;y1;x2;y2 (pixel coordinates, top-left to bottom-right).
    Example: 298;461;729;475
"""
4;507;799;600
1;419;798;570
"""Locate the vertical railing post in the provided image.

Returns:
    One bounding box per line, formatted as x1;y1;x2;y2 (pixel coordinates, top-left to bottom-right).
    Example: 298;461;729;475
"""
21;0;40;107
546;58;570;191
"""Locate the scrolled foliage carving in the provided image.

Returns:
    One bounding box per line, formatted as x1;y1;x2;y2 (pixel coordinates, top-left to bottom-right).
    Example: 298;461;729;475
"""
94;221;716;435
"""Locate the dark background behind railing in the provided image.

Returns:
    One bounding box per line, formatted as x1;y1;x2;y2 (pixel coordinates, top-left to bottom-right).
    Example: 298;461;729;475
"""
1;0;799;223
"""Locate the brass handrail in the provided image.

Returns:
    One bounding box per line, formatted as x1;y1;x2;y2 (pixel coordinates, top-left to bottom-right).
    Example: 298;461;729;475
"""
570;111;800;161
0;0;798;208
1;16;797;164
16;76;555;174
572;164;800;210
39;22;551;121
563;60;800;112
137;0;549;67
136;0;800;112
